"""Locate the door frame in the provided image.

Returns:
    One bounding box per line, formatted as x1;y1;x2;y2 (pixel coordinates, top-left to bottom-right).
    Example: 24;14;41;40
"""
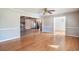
53;16;66;35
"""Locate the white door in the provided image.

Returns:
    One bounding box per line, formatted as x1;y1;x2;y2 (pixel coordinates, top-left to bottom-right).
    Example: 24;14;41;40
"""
54;16;66;35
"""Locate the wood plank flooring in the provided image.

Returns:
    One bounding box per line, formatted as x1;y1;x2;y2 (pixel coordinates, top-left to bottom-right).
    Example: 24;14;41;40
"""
0;32;79;51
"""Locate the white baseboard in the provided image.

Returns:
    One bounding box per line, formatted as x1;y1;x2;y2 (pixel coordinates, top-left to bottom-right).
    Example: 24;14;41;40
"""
67;35;79;37
0;36;20;42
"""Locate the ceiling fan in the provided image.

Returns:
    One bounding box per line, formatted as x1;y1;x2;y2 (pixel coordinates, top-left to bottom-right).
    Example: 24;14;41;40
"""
43;8;55;15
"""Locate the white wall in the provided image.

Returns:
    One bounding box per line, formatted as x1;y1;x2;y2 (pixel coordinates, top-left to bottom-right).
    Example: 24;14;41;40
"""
0;8;36;42
0;9;20;41
42;15;53;32
54;11;79;37
41;11;79;37
66;11;79;37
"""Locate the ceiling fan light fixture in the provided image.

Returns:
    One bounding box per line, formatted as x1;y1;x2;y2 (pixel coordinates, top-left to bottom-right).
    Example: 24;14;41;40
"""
43;8;55;15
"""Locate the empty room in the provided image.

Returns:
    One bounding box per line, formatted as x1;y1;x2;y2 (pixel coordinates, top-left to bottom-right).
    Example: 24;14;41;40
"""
0;8;79;51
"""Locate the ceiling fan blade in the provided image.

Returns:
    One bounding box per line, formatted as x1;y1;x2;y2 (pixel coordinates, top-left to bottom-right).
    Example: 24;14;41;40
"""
48;11;52;14
49;10;55;11
42;8;55;15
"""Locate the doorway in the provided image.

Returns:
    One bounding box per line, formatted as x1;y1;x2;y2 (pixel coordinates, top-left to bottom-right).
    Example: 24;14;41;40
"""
54;16;66;35
20;16;42;36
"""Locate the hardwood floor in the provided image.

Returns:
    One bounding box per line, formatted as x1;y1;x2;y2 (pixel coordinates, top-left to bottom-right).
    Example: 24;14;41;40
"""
0;31;79;51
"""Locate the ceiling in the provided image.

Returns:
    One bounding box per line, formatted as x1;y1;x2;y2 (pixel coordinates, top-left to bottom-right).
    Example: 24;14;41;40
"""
18;8;79;17
52;8;79;15
18;8;42;13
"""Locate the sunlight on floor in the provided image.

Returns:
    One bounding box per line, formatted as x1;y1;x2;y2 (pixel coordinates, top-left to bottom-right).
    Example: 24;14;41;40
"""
48;45;59;48
54;31;65;35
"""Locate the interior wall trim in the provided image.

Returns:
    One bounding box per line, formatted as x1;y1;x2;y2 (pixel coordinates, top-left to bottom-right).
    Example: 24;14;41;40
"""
67;35;79;37
66;27;79;28
0;36;20;42
0;28;19;30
